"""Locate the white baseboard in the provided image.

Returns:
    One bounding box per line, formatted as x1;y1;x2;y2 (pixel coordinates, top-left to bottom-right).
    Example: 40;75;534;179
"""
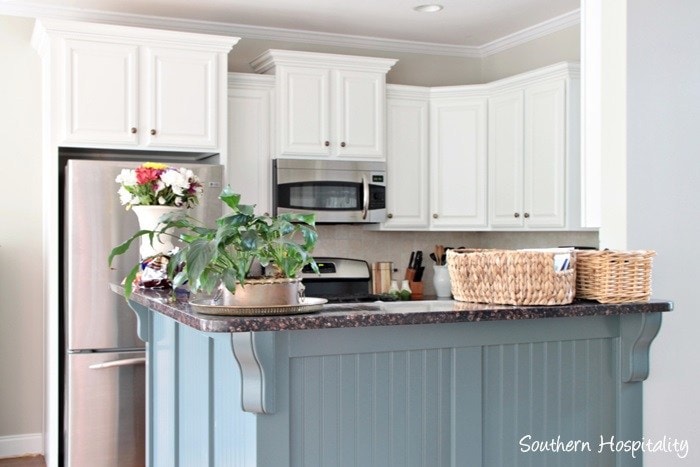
0;433;43;458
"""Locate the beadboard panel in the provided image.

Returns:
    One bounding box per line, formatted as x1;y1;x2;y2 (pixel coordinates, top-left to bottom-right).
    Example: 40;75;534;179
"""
482;339;616;466
289;347;482;467
288;339;618;467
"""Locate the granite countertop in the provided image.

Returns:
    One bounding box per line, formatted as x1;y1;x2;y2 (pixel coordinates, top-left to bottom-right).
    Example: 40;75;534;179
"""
111;283;673;334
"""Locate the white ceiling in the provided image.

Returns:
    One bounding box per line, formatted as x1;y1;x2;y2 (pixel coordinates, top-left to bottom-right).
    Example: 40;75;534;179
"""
3;0;579;46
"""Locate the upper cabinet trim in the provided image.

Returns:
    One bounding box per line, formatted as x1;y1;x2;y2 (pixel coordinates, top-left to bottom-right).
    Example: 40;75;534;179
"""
33;18;240;53
250;50;397;75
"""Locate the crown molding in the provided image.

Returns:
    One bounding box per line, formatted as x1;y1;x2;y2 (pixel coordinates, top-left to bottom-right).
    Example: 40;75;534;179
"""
480;9;581;57
1;1;579;59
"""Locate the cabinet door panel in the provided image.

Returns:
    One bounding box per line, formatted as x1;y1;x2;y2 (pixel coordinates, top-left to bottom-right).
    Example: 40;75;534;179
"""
227;86;272;214
145;48;218;149
278;67;330;156
384;98;429;229
524;80;566;228
430;99;487;229
63;40;138;145
488;91;524;228
335;70;384;158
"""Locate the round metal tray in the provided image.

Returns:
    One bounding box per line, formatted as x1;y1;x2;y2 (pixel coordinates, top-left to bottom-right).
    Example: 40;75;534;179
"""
188;297;328;316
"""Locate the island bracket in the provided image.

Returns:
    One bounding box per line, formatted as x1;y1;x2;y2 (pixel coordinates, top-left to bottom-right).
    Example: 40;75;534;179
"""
230;331;276;414
621;312;663;382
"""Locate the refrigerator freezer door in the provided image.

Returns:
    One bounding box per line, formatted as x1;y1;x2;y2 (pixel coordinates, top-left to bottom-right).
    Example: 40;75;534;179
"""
65;159;223;351
65;351;146;466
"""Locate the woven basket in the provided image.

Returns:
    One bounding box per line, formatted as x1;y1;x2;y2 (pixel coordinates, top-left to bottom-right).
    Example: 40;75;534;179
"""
447;248;576;306
575;250;655;303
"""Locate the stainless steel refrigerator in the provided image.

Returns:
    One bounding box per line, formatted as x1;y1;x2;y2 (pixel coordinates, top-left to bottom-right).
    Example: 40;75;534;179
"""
63;158;223;466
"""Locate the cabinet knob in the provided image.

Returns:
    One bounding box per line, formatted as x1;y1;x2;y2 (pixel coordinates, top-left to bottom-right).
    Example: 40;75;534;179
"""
263;212;270;216
130;127;137;134
433;213;438;219
150;129;157;136
387;213;393;219
514;213;520;218
341;142;346;148
524;213;530;218
324;141;330;147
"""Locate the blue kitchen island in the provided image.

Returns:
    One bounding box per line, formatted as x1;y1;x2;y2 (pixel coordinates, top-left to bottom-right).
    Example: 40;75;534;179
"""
112;284;672;467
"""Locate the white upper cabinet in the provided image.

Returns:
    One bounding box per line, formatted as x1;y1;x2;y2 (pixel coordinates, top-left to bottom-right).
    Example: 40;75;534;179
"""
276;65;330;156
488;64;580;230
430;92;488;229
382;86;430;229
334;70;385;158
32;19;238;151
63;40;139;145
227;73;275;215
144;47;219;149
489;90;525;227
251;50;397;160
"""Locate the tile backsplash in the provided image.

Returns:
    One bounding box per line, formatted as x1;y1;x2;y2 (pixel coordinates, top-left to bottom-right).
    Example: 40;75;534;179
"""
313;225;599;296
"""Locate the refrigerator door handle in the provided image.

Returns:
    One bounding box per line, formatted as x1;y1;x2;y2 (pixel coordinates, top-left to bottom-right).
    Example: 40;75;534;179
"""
89;357;146;370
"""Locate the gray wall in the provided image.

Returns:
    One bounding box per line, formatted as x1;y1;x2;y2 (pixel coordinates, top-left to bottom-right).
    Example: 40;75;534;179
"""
481;25;581;82
626;1;700;465
0;13;582;450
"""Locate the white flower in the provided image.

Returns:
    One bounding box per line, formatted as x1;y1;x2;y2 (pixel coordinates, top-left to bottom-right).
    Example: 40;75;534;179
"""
174;197;184;206
117;186;135;206
115;169;137;187
154;180;165;194
158;196;166;205
160;169;188;196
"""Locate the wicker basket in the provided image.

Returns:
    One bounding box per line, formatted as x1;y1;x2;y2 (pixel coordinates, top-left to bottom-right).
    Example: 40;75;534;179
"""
447;248;576;306
575;250;655;303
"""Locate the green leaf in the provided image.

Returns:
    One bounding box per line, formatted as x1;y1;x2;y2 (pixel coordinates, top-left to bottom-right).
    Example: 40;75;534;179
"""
298;225;318;250
240;230;259;251
219;187;241;210
122;262;141;299
222;268;238;293
237;204;256;216
279;212;316;226
184;238;216;287
199;268;221;294
108;229;152;266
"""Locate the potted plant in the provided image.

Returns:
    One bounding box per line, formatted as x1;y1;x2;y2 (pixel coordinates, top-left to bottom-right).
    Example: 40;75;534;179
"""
109;186;319;306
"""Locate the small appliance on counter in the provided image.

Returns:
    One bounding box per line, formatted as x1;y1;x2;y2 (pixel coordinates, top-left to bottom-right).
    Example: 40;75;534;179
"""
300;257;394;302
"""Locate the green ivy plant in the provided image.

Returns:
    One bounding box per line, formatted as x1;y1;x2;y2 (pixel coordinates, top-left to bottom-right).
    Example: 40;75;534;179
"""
109;186;319;297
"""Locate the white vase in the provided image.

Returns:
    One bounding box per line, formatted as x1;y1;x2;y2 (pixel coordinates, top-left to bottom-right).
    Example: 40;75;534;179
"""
131;205;184;259
432;265;452;298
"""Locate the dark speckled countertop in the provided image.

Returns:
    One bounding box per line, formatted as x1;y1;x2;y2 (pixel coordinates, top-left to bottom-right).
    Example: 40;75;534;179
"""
111;283;673;334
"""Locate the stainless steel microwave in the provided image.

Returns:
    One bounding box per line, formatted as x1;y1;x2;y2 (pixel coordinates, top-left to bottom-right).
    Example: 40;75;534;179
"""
273;159;387;223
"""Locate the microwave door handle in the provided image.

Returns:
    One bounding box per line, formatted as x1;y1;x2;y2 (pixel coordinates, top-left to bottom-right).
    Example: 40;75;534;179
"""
361;176;369;220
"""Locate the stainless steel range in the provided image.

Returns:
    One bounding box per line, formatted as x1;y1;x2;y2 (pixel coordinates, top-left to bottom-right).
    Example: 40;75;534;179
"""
300;257;392;302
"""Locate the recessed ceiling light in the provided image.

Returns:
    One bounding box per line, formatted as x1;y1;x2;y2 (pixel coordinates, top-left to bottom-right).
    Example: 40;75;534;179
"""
413;4;444;13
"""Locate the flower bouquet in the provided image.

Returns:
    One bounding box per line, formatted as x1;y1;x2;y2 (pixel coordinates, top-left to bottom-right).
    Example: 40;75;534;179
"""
114;162;204;289
115;162;203;209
